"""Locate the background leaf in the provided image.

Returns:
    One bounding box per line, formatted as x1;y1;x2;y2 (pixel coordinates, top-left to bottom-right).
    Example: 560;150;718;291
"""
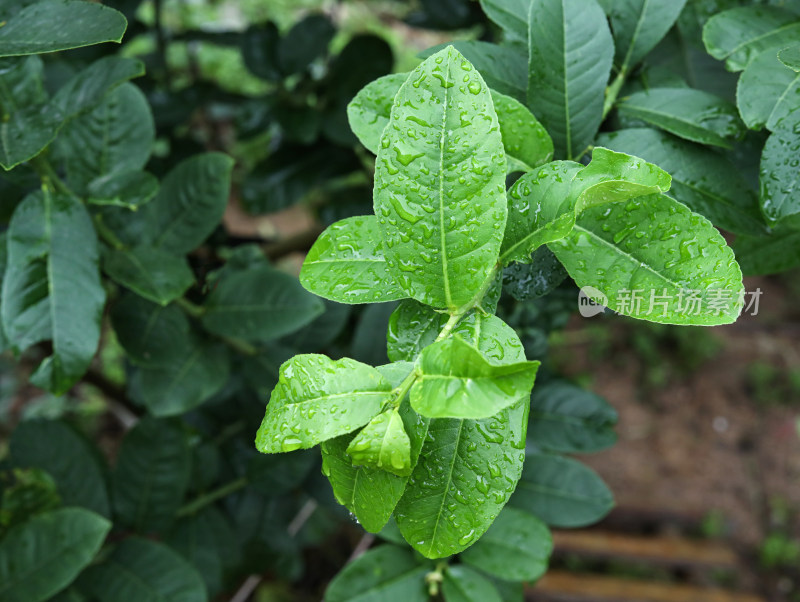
442;565;503;602
736;47;800;131
103;247;194;306
759;128;800;225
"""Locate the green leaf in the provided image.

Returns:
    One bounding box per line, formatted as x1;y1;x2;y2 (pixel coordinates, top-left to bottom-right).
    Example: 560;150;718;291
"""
1;191;105;394
374;46;507;311
51;56;144;120
86;171;158;209
510;452;614;527
0;231;7;352
346;408;412;476
10;420;110;517
0;1;126;57
737;48;800;131
479;0;529;41
60;82;155;193
779;45;800;71
703;6;800;71
395;314;530;558
528;381;618;453
420;41;527;103
387;300;449;363
0;56;61;169
255;355;392;453
760;128;800;225
734;226;800;275
110;293;190;365
0;508;110;602
80;537;207;602
321;364;429;533
596;128;766;236
348;73;409;154
492;89;554;172
412;335;540;419
502;246;568;300
549;193;745;325
527;0;614;159
442;565;503;602
500;148;672;264
300;216;407;304
202;263;324;341
598;0;688;71
140;153;234;255
133;339;230;416
103;246;194;306
165;508;238;596
460;506;552;581
617;88;744;148
111;417;191;533
324;545;430;602
241;22;281;81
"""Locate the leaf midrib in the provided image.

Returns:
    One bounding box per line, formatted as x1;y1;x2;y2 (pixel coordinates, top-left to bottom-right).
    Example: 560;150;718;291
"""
438;56;453;308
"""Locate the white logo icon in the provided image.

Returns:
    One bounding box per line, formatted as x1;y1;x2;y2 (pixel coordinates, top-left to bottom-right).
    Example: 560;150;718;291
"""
578;286;608;318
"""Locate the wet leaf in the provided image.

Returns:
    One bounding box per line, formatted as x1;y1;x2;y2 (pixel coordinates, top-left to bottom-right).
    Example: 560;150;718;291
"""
549;193;745;325
255;355;391;453
527;0;613;159
348;73;409;155
492;89;554;172
737;48;800;131
779;45;800;71
734;225;800;275
617;88;744;148
703;6;800;71
759;128;800;225
374;46;507;311
442;565;503;602
387;300;449;363
597;128;766;236
500;147;671;264
346;408;412;476
300;216;407;304
411;335;540;419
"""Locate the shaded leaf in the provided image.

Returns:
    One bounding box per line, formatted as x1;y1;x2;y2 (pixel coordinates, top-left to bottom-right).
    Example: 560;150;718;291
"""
492;89;554;172
110;293;190;365
103;246;194;305
737;47;800;132
759;128;800;225
442;565;502;602
86;171;158;209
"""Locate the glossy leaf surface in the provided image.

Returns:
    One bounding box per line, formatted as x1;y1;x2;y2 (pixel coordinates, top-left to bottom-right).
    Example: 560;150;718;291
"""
527;0;614;159
442;566;503;602
760;128;800;225
256;355;391;453
597;128;766;236
549;193;744;325
374;46;507;311
737;48;800;131
300;216;407;304
411;335;539;419
492;89;554;172
348;73;409;154
346;408;412;476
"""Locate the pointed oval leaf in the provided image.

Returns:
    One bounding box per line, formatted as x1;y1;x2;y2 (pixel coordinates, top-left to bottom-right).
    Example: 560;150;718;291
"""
374;45;507;310
411;335;540;419
528;381;618;453
549;193;745;325
599;0;687;71
103;246;194;306
87;171;159;210
11;420;110;517
0;1;127;57
734;226;800;275
387;299;450;363
395;314;530;558
300;216;408;304
348;73;410;154
111;417;191;533
442;565;503;602
597;128;766;236
511;452;614;527
346;408;412;476
527;0;614;159
703;6;800;72
256;355;392;453
617;88;744;148
760;128;800;225
324;545;430;602
737;48;800;131
479;0;530;41
492;89;554;172
0;508;111;602
202;264;324;341
500;148;672;264
80;537;207;602
110;293;190;365
460;506;552;581
1;191;105;394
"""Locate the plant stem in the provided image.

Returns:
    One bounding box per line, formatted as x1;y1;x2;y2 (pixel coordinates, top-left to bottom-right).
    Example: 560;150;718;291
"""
175;296;205;318
30;156;72;197
93;214;126;250
602;68;627;120
176;476;248;517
